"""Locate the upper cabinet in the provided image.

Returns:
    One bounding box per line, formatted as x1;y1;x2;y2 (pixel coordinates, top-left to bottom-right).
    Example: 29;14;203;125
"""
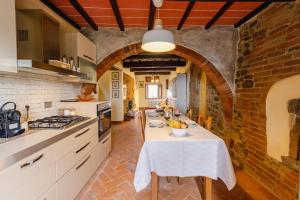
62;32;97;65
0;1;17;73
77;33;97;64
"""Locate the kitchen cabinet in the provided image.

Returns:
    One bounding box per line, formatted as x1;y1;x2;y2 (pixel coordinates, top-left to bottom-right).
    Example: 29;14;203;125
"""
62;32;96;64
61;32;97;83
0;145;57;200
98;132;112;165
57;145;98;200
38;185;57;200
0;0;18;73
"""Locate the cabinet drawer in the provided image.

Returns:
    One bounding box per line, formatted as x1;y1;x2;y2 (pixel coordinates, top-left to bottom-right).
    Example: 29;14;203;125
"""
0;146;56;200
55;122;98;161
57;134;98;179
57;146;98;200
39;185;56;200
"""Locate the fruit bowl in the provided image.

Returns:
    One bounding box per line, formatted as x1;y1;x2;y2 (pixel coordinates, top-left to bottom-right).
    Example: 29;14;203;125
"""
171;127;187;136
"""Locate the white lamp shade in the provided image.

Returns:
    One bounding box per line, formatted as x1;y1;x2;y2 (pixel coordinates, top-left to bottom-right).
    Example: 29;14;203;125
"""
141;29;175;52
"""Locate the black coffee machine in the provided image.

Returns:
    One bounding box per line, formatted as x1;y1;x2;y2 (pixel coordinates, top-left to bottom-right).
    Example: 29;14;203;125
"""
0;102;25;138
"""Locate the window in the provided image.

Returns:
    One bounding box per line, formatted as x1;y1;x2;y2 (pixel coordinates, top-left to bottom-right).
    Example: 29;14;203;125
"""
146;84;162;99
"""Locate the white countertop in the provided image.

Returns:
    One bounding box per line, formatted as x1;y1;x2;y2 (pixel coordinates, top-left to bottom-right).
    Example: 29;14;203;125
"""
0;117;97;160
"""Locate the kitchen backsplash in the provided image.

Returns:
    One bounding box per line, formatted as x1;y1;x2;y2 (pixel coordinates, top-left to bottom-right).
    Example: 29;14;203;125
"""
0;72;80;121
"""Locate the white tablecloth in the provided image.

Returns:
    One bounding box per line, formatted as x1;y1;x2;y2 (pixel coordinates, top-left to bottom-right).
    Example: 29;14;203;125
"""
134;113;236;192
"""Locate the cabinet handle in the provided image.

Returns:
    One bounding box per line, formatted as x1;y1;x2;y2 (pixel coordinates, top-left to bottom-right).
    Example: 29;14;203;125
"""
83;54;94;61
75;128;89;138
75;142;90;154
102;138;109;144
20;154;44;169
76;155;91;170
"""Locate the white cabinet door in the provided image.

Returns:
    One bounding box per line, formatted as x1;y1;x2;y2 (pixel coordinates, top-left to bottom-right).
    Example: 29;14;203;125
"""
98;132;111;166
0;146;57;200
57;146;98;200
77;33;96;64
0;0;17;72
56;134;98;179
39;185;57;200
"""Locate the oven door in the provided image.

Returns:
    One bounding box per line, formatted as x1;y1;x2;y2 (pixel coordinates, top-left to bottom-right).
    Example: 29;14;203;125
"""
98;108;111;140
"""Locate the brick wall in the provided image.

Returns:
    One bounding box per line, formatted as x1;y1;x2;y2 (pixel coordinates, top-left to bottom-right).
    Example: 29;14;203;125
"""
0;72;80;121
206;79;228;139
233;2;300;199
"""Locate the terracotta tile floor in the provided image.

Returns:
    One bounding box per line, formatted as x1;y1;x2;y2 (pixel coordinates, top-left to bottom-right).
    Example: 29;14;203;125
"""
76;118;278;200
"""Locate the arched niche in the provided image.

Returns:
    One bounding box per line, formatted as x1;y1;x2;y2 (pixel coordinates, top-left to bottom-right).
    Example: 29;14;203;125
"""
266;74;300;161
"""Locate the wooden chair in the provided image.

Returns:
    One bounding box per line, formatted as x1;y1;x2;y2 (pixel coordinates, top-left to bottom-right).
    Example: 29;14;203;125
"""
198;115;213;131
138;111;145;142
187;108;193;119
206;116;212;130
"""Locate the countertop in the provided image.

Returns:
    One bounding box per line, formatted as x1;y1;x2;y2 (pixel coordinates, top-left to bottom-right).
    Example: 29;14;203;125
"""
0;117;98;162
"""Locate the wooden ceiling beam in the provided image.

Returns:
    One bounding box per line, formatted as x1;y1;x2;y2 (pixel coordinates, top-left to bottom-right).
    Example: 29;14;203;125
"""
125;54;183;60
135;72;171;75
109;0;125;31
177;1;195;30
234;0;273;28
130;68;176;72
148;0;156;30
40;0;81;30
123;60;187;68
69;0;98;31
205;0;234;29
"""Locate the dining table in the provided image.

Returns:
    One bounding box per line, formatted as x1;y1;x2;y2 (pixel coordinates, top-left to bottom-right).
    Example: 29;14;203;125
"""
133;110;236;200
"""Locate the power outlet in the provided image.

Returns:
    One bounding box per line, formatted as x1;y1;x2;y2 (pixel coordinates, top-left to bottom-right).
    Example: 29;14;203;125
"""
44;101;52;109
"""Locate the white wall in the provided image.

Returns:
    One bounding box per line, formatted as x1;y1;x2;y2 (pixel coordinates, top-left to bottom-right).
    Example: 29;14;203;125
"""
0;72;80;121
98;70;124;121
266;74;300;161
135;75;170;108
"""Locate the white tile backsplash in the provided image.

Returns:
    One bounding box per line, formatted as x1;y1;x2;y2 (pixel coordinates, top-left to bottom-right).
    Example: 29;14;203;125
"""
0;72;80;121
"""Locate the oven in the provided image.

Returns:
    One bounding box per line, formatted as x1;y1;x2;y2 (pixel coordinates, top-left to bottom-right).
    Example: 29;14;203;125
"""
97;103;111;141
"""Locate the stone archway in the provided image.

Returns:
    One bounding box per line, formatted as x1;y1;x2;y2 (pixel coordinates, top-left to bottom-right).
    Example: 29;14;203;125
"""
96;43;233;119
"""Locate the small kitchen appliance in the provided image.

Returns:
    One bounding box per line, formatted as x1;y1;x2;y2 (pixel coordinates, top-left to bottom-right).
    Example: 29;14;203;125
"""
0;102;25;138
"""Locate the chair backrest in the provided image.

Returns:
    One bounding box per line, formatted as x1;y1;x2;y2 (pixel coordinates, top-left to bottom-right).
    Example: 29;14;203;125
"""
206;116;213;130
187;109;193;119
138;111;145;142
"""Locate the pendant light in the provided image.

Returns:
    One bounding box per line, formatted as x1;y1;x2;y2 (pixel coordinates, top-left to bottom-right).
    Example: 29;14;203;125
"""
141;0;175;53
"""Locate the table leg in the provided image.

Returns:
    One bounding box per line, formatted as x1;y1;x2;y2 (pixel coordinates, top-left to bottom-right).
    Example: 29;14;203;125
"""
204;177;212;200
151;172;159;200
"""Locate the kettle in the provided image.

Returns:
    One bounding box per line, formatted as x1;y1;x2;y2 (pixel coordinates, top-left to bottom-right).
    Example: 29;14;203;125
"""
0;102;25;138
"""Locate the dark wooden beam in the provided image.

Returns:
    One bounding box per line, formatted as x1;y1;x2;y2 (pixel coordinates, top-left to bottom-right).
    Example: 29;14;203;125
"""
125;54;183;60
109;0;125;31
130;68;176;72
205;0;234;29
135;72;171;75
234;0;273;28
40;0;81;30
148;0;156;30
123;60;187;68
69;0;98;31
177;1;195;30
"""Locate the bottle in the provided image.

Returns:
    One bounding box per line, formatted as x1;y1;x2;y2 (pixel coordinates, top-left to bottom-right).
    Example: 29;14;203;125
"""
70;57;74;70
62;55;66;63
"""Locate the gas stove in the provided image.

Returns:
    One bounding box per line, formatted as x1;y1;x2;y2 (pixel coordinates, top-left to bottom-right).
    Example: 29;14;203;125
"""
28;115;90;129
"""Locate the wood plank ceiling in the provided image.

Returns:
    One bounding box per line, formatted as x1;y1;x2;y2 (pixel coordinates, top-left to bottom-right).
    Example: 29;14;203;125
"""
42;0;294;31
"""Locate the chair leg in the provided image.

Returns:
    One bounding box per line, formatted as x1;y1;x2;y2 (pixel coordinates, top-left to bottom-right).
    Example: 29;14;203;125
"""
166;177;171;183
177;177;182;185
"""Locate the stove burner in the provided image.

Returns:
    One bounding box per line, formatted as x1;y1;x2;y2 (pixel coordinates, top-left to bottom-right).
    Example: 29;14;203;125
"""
28;115;89;129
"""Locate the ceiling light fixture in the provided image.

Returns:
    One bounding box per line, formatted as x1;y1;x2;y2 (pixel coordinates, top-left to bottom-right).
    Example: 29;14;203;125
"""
141;0;175;53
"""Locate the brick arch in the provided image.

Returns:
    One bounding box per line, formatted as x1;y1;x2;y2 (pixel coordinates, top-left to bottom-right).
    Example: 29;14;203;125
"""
96;43;233;119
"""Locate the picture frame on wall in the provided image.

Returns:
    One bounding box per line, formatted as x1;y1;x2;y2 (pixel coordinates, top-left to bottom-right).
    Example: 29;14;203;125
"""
112;81;119;89
145;77;151;82
112;72;119;80
138;81;144;88
112;90;119;98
